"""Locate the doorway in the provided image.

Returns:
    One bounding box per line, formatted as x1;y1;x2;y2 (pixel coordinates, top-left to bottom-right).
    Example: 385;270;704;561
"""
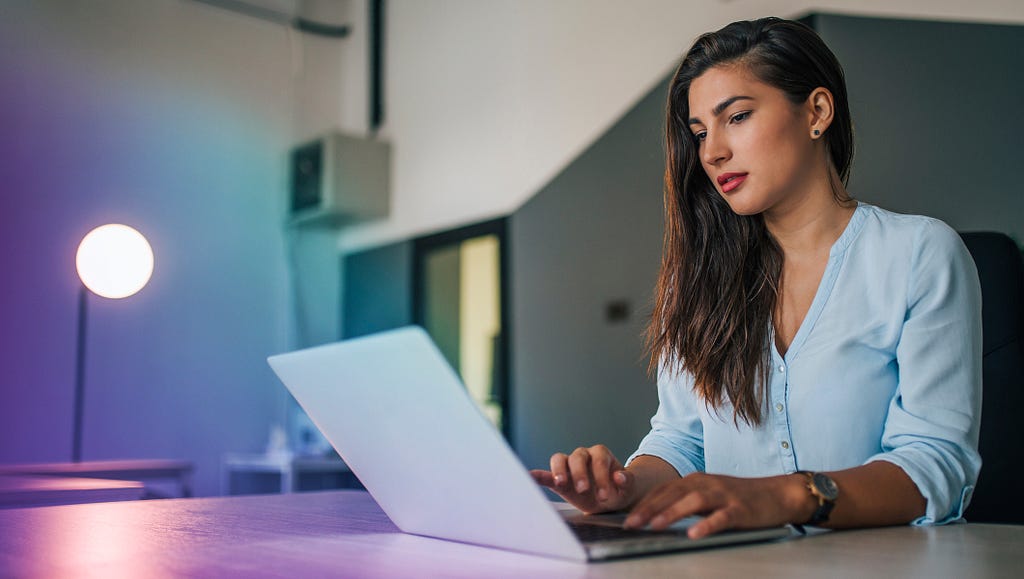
412;218;511;442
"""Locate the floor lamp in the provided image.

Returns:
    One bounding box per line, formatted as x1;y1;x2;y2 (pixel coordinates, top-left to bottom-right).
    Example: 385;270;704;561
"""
73;224;154;463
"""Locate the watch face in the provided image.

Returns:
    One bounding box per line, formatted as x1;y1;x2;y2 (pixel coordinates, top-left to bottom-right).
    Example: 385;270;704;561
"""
813;473;839;500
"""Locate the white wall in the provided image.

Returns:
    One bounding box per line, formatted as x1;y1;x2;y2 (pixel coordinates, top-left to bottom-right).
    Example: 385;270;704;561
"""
292;0;369;141
338;0;1024;254
0;0;295;496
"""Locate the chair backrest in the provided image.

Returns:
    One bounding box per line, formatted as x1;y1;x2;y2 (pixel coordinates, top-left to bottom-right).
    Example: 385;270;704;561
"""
959;232;1024;524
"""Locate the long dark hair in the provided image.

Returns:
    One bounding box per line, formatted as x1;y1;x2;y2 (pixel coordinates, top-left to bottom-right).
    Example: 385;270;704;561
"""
645;17;854;426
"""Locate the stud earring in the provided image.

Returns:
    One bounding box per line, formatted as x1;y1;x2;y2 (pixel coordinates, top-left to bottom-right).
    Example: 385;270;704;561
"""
813;129;821;136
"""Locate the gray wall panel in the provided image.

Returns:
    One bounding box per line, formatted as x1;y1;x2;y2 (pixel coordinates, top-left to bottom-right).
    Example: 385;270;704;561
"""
342;241;413;339
815;14;1024;243
511;81;668;470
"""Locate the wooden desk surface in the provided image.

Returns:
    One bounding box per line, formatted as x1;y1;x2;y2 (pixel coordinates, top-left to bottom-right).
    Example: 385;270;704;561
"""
1;490;1020;578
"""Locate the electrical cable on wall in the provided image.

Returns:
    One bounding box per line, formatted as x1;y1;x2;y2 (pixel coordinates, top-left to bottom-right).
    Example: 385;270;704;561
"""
189;0;351;38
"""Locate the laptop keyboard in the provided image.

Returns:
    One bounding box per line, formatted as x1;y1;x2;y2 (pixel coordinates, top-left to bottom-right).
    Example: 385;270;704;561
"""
568;522;682;542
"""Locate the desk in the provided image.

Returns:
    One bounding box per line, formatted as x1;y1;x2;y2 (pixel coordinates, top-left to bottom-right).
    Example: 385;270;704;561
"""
0;475;144;508
1;490;1020;578
0;459;194;498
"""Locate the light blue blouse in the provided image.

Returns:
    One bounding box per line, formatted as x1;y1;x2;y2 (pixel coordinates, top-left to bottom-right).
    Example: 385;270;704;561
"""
627;203;983;525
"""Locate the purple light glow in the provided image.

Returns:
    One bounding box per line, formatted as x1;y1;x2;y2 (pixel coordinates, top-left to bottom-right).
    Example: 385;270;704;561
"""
0;0;295;497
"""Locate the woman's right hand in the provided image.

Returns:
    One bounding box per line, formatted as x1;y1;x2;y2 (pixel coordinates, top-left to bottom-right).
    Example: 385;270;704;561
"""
529;445;637;514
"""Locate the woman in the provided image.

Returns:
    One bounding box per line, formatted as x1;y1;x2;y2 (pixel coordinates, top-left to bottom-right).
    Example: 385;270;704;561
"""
530;17;982;539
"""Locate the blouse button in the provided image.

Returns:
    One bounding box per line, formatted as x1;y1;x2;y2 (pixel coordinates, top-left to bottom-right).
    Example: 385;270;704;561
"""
781;441;790;449
775;403;784;412
777;365;786;373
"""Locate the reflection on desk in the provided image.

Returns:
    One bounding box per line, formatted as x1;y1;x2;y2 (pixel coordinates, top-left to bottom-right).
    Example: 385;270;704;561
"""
1;490;1021;578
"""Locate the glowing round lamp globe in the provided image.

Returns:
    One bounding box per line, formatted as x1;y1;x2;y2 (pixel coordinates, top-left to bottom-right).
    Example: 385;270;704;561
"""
76;224;154;299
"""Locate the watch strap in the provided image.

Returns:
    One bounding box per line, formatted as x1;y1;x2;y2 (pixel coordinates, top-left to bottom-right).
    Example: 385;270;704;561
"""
797;470;836;526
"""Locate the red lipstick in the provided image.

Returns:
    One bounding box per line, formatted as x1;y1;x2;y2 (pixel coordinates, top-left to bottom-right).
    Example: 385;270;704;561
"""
717;172;747;193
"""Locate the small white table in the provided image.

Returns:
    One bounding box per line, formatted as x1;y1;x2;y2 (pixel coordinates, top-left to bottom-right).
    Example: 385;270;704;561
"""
221;453;354;495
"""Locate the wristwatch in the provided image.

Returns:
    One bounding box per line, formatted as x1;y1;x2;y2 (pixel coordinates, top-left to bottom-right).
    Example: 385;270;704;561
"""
797;471;838;525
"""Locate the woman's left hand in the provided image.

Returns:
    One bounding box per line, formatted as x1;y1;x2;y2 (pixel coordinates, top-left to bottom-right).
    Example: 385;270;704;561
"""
623;472;811;539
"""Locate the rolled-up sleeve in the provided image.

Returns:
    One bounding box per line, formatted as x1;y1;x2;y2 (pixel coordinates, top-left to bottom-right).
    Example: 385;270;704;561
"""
865;220;983;525
627;364;705;477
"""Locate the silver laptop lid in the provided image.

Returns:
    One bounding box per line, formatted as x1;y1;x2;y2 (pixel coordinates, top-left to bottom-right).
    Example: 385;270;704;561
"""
268;326;588;561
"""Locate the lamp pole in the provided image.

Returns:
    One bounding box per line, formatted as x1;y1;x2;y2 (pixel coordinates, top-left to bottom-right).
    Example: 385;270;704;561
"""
73;223;153;463
72;285;88;463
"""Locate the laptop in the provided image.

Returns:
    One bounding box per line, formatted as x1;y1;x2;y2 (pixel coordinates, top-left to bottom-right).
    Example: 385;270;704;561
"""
267;326;791;561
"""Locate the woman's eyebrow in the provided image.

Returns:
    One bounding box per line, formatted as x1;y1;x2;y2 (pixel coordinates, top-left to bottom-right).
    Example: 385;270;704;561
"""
688;95;755;125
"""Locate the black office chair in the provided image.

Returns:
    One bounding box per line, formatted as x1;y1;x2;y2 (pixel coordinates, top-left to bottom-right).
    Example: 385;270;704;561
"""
959;232;1024;524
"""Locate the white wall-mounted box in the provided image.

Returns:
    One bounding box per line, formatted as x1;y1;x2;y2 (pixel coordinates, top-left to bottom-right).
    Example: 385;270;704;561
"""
290;132;391;226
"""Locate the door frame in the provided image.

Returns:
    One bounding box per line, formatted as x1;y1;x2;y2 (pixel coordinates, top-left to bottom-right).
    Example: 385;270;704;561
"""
411;217;513;444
